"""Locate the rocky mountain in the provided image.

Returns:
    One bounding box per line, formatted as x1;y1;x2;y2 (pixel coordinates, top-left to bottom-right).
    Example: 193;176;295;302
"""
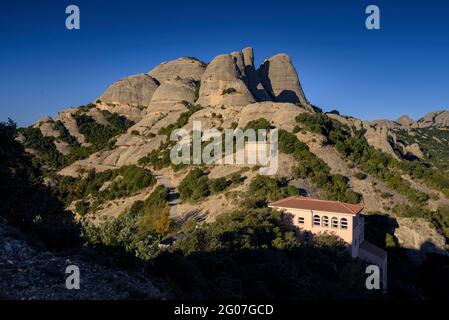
4;46;449;299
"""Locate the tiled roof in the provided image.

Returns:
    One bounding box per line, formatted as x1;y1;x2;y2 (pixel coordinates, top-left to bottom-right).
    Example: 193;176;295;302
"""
268;196;364;215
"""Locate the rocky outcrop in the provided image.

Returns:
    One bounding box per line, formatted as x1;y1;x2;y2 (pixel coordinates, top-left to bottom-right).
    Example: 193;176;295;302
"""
418;110;449;128
394;217;448;263
148;57;206;83
238;102;305;131
369;119;400;129
34;116;60;138
96;102;147;123
99;74;159;106
149;78;198;112
196;54;255;106
55;108;87;145
258;53;308;105
396;115;418;129
364;124;400;159
327;113;363;130
241;47;271;101
402;142;425;159
230;51;246;79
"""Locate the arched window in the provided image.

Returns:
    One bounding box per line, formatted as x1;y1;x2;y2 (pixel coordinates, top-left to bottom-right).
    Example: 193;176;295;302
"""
331;217;339;228
313;215;320;226
340;218;348;230
322;216;329;227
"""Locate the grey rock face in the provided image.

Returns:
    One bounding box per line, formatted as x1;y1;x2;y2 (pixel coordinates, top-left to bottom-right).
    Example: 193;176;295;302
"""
230;51;246;79
418;110;449;128
148;57;206;83
100;74;159;106
149;78;198;112
241;47;271;102
196;54;255;106
258;53;308;105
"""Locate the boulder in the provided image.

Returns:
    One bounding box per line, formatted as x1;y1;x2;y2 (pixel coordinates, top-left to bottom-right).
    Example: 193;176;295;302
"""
258;53;308;105
99;74;159;106
404;143;425;159
197;54;255;106
242;47;271;102
148;57;206;83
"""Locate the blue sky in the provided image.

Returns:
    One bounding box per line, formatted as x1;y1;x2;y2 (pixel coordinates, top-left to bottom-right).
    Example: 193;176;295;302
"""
1;0;448;126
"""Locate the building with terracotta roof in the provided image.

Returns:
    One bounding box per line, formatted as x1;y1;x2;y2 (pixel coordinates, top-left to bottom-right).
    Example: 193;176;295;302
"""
269;196;387;290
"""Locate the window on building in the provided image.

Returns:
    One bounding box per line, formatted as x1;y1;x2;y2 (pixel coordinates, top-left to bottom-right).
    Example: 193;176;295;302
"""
298;217;305;224
322;216;329;227
313;215;320;226
331;217;338;228
340;218;348;230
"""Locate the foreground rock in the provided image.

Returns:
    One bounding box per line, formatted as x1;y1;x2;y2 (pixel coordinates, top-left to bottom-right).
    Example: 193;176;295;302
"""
0;218;162;299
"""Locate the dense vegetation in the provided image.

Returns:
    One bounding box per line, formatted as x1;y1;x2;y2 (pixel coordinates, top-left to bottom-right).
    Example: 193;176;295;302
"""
83;185;171;260
75;110;134;150
277;128;362;204
20;126;67;169
0;120;80;248
244;118;273;131
296;113;434;204
244;175;298;208
396;127;449;172
178;168;240;202
19;109;134;173
56;165;156;215
296;112;449;239
150;209;372;299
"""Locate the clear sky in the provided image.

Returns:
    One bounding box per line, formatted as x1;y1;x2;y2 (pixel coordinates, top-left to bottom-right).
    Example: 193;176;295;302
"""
1;0;448;126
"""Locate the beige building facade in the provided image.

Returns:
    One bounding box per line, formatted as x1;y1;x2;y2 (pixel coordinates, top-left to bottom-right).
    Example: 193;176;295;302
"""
269;196;387;290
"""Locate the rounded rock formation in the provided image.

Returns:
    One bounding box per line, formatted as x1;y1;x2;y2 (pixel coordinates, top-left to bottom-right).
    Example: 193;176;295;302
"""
196;54;255;106
149;78;198;112
258;53;308;105
148;57;206;83
99;74;159;106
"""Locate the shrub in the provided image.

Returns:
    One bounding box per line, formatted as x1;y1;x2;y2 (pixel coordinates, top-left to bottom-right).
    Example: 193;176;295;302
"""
222;88;237;95
178;168;210;202
353;172;367;180
209;177;231;194
244;118;272;131
137;186;171;237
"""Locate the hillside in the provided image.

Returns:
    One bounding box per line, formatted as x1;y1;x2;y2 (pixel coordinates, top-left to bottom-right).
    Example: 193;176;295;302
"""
3;46;449;299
